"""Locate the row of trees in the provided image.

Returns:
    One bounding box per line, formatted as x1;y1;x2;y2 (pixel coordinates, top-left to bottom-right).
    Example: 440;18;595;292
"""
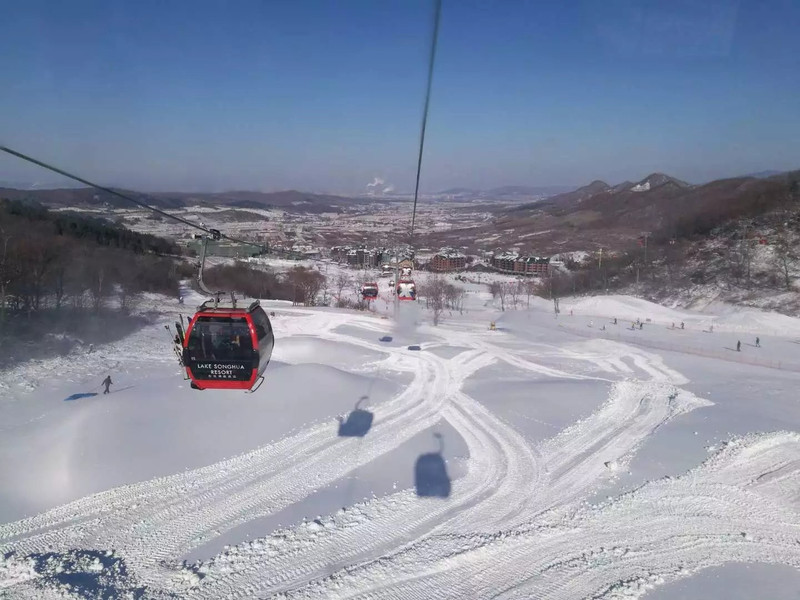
488;278;541;311
0;202;182;330
203;263;326;306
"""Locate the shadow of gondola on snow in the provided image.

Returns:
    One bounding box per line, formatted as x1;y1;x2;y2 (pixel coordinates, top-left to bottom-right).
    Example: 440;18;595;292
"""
63;392;98;402
337;396;374;438
379;335;393;343
414;433;451;498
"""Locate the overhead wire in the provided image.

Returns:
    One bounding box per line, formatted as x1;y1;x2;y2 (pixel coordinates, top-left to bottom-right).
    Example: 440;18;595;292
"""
409;0;442;240
0;144;265;250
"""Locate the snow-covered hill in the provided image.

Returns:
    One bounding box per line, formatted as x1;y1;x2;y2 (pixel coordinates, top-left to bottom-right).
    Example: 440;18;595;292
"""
2;289;800;599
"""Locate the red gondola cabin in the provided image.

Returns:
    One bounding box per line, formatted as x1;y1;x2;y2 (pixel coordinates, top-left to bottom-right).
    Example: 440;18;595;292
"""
182;300;274;390
361;282;379;299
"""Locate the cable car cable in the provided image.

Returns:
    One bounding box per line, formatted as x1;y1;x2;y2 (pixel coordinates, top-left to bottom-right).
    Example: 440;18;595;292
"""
0;144;264;251
409;0;441;240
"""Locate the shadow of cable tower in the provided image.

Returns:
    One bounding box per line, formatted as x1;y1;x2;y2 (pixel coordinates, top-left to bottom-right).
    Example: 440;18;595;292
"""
414;432;451;498
337;396;374;438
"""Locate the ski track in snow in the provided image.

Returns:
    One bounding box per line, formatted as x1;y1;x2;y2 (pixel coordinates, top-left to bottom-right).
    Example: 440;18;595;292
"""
2;306;800;599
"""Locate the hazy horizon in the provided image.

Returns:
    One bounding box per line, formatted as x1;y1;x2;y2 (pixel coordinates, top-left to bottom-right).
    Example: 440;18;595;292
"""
2;1;800;194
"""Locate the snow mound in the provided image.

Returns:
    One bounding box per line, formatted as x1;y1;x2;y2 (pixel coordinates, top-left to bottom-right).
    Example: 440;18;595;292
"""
704;302;800;337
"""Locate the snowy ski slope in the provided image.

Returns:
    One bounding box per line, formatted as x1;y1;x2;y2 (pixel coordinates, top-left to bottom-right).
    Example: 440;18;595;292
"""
1;291;799;599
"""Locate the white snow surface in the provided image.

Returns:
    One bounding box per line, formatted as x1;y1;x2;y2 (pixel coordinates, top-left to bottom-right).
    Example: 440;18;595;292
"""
1;289;800;598
564;293;800;336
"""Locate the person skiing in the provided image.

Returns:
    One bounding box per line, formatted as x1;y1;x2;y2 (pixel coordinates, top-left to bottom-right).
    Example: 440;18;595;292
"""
102;375;112;394
613;317;617;325
756;337;760;347
639;322;643;330
736;340;741;352
681;322;685;329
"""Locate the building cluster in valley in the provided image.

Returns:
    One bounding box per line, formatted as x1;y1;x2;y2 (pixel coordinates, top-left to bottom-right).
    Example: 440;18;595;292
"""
487;250;550;275
324;244;551;276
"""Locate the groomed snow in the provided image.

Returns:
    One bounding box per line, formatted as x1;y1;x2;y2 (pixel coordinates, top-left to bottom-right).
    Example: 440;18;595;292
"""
1;287;799;599
563;294;800;337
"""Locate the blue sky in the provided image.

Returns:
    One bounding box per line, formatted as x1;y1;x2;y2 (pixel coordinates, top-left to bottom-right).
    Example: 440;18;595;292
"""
2;0;799;193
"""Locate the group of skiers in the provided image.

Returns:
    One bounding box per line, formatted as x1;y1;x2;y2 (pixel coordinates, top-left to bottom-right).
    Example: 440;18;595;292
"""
574;311;766;354
736;337;760;352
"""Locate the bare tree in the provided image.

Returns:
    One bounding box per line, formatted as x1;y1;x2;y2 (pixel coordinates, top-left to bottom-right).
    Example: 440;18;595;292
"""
489;281;508;311
89;263;108;312
24;231;60;311
422;273;447;325
774;235;796;291
739;220;753;288
444;283;466;314
508;279;524;309
523;278;537;308
286;266;326;306
0;227;19;327
334;271;351;302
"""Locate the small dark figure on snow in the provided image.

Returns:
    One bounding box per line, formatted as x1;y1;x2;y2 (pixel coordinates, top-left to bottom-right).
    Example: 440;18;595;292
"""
178;295;184;305
756;337;760;347
102;375;113;394
681;322;685;329
639;322;643;330
736;341;741;352
613;317;617;325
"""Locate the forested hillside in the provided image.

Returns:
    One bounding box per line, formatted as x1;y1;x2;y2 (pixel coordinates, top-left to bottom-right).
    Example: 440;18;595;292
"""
0;199;189;365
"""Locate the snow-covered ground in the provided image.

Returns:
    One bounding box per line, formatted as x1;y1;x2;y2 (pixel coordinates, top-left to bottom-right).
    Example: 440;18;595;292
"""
1;289;799;599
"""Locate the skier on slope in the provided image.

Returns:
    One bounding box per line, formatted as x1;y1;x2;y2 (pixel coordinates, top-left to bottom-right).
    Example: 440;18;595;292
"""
736;340;741;352
102;375;113;394
756;337;760;347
